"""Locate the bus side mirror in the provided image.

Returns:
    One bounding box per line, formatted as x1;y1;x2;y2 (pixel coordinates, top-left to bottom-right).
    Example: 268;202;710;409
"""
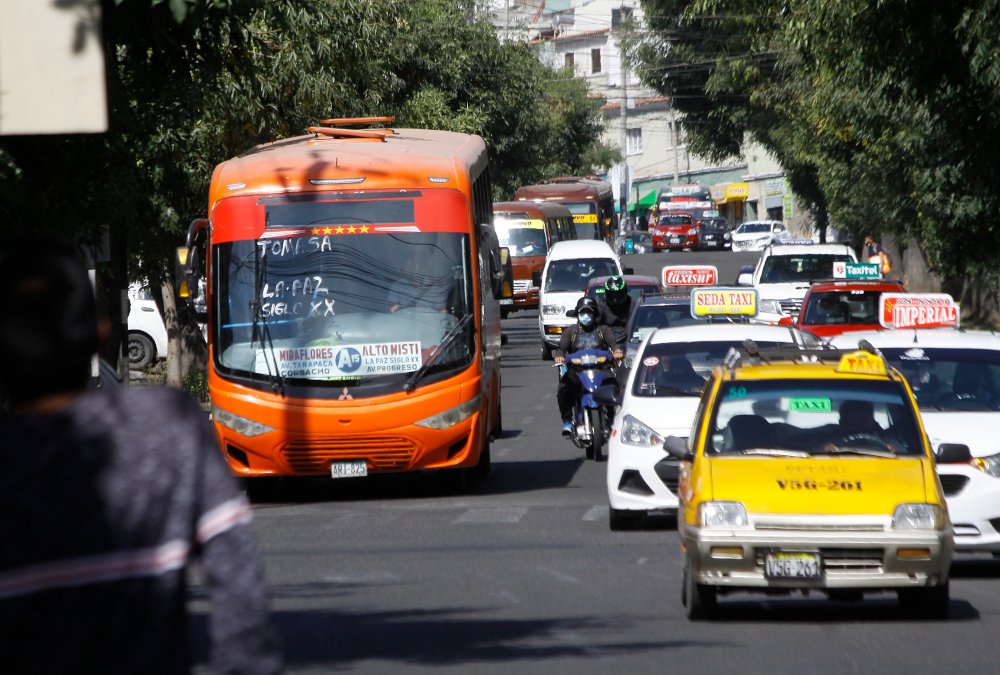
176;218;209;322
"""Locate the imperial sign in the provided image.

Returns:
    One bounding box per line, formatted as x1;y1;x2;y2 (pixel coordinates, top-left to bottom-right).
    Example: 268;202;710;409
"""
879;293;959;329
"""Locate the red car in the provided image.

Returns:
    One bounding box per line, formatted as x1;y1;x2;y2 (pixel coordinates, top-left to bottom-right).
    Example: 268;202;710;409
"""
780;278;906;338
651;213;699;251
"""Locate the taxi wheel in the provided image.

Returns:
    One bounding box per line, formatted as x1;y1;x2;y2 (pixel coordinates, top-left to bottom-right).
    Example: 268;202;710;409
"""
683;560;716;620
609;507;637;531
897;583;949;619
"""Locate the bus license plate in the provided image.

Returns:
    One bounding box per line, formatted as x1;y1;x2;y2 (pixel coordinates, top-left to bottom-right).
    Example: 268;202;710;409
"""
331;460;368;479
764;552;821;579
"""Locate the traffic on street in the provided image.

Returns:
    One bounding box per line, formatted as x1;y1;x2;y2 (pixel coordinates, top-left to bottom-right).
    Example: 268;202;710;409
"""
220;248;1000;674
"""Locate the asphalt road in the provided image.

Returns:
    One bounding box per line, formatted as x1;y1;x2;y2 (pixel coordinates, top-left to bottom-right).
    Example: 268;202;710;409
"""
192;250;1000;674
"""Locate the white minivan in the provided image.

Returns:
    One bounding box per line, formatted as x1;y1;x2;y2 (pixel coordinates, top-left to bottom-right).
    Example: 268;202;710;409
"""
538;239;630;360
127;285;169;370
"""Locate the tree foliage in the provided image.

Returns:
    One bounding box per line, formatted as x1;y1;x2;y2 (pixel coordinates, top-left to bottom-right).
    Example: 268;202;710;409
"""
0;0;613;379
633;0;1000;307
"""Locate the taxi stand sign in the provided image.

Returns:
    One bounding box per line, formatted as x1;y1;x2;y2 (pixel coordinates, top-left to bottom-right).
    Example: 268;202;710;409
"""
833;261;881;279
879;293;960;330
662;265;718;288
690;287;759;318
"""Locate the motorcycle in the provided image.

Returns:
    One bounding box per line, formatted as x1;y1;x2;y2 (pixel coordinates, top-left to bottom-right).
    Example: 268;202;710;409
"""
559;348;617;461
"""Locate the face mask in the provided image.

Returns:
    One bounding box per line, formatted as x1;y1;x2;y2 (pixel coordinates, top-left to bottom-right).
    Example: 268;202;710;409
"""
579;312;595;327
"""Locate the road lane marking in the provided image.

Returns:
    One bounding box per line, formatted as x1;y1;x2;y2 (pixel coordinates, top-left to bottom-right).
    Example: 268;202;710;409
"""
583;505;607;522
455;507;528;524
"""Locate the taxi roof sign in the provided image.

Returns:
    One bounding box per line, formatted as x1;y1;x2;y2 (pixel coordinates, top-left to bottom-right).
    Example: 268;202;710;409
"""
690;287;758;318
879;293;959;329
836;350;888;376
662;265;718;288
833;261;881;279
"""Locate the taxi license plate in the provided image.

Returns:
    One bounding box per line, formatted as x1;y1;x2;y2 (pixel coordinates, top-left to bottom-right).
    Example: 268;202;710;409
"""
764;552;822;579
331;460;368;479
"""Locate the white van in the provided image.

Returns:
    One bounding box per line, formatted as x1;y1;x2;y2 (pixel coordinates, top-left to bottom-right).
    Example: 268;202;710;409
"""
538;239;630;360
127;285;169;370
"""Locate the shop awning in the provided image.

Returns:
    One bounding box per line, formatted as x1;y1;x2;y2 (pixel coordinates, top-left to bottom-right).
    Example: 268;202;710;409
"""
627;189;657;213
714;182;750;204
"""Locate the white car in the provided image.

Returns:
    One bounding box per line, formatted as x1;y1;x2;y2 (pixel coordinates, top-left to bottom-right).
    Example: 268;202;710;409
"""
830;328;1000;554
605;322;819;530
729;220;787;252
127;288;169;370
538;239;629;360
738;243;856;323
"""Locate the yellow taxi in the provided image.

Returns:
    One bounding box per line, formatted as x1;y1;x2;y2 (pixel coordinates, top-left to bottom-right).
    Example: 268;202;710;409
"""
664;342;953;619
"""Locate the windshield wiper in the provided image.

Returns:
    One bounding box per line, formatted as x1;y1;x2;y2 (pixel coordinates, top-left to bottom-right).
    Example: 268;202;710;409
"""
404;314;472;392
739;448;811;458
815;446;897;458
250;250;285;396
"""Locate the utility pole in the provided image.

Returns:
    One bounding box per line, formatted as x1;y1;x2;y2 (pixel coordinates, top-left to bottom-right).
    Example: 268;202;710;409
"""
619;16;629;228
670;115;680;184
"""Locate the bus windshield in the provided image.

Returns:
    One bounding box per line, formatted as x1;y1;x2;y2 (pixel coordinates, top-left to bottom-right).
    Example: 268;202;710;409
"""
563;201;599;239
495;219;547;257
213;191;475;391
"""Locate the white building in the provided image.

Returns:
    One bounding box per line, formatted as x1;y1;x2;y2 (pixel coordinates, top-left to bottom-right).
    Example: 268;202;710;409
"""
488;0;803;230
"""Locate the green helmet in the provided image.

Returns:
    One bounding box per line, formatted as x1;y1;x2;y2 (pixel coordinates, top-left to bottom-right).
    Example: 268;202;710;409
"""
604;275;628;307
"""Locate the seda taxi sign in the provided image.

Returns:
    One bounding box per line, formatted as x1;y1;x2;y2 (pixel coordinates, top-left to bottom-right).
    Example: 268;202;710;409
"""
661;264;718;288
833;261;881;279
879;293;959;330
690;287;758;318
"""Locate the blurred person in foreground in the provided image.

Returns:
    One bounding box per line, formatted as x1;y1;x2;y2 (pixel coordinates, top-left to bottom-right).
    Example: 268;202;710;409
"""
0;236;281;674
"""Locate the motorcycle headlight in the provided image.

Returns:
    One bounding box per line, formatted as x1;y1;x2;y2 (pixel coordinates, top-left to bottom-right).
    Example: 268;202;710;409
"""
971;453;1000;478
698;501;749;529
892;503;946;530
542;304;564;316
212;404;275;438
415;394;481;429
620;414;664;448
758;299;782;314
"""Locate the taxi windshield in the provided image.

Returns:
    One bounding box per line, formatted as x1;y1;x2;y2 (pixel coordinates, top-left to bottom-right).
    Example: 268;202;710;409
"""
633;341;791;397
545;258;619;292
801;290;883;326
707;379;923;456
882;347;1000;412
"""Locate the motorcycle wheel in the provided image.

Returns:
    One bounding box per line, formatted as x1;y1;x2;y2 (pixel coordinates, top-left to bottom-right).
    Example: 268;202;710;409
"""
589;407;605;462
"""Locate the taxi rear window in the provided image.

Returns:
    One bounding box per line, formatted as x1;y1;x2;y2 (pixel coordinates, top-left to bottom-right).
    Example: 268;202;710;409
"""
707;379;923;456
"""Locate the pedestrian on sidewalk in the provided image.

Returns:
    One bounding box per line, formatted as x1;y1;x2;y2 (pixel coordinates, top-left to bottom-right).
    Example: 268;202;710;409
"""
0;235;282;674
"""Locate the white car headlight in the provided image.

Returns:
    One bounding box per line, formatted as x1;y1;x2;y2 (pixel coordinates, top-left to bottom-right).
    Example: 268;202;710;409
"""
892;503;946;530
758;299;782;314
724;232;732;241
698;501;749;528
687;228;698;235
212;404;275;438
971;453;1000;478
415;394;481;429
542;304;564;316
620;414;664;448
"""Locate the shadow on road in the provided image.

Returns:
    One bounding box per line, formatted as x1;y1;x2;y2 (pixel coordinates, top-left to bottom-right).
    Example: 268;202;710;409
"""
700;595;979;623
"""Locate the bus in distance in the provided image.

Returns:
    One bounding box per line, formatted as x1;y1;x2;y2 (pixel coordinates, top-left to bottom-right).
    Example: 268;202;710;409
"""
176;117;505;489
513;176;616;243
654;183;716;224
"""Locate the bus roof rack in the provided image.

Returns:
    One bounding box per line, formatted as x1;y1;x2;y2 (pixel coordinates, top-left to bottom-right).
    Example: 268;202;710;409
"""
308;116;397;141
319;116;395;126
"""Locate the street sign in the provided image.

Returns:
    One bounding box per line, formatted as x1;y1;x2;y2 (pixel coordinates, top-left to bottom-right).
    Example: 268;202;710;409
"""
662;265;718;287
690;287;759;318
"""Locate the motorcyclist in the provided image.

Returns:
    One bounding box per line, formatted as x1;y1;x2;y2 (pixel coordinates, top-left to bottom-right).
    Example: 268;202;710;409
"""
554;296;623;436
597;275;633;346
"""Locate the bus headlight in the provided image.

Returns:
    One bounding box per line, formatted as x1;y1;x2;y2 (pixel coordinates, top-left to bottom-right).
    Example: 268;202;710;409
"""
212;404;275;438
620;414;664;448
415;394;481;430
892;504;946;530
699;501;749;528
971;453;1000;478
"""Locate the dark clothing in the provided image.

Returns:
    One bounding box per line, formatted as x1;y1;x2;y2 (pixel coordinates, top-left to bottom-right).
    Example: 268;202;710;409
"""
0;387;281;674
597;298;633;346
555;324;619;421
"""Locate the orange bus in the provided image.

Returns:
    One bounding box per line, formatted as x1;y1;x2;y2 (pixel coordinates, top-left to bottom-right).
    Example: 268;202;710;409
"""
492;200;575;316
513;176;617;243
177;117;505;489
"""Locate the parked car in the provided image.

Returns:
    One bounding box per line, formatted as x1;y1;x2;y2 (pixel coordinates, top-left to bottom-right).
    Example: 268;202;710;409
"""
127;287;169;370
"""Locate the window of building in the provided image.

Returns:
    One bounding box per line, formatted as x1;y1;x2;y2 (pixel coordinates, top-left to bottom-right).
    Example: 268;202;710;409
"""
591;49;602;74
564;52;574;70
626;127;643;155
611;6;634;27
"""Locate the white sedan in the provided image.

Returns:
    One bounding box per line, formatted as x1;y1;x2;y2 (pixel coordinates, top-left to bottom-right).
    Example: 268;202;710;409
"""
830;328;1000;554
605;323;819;530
